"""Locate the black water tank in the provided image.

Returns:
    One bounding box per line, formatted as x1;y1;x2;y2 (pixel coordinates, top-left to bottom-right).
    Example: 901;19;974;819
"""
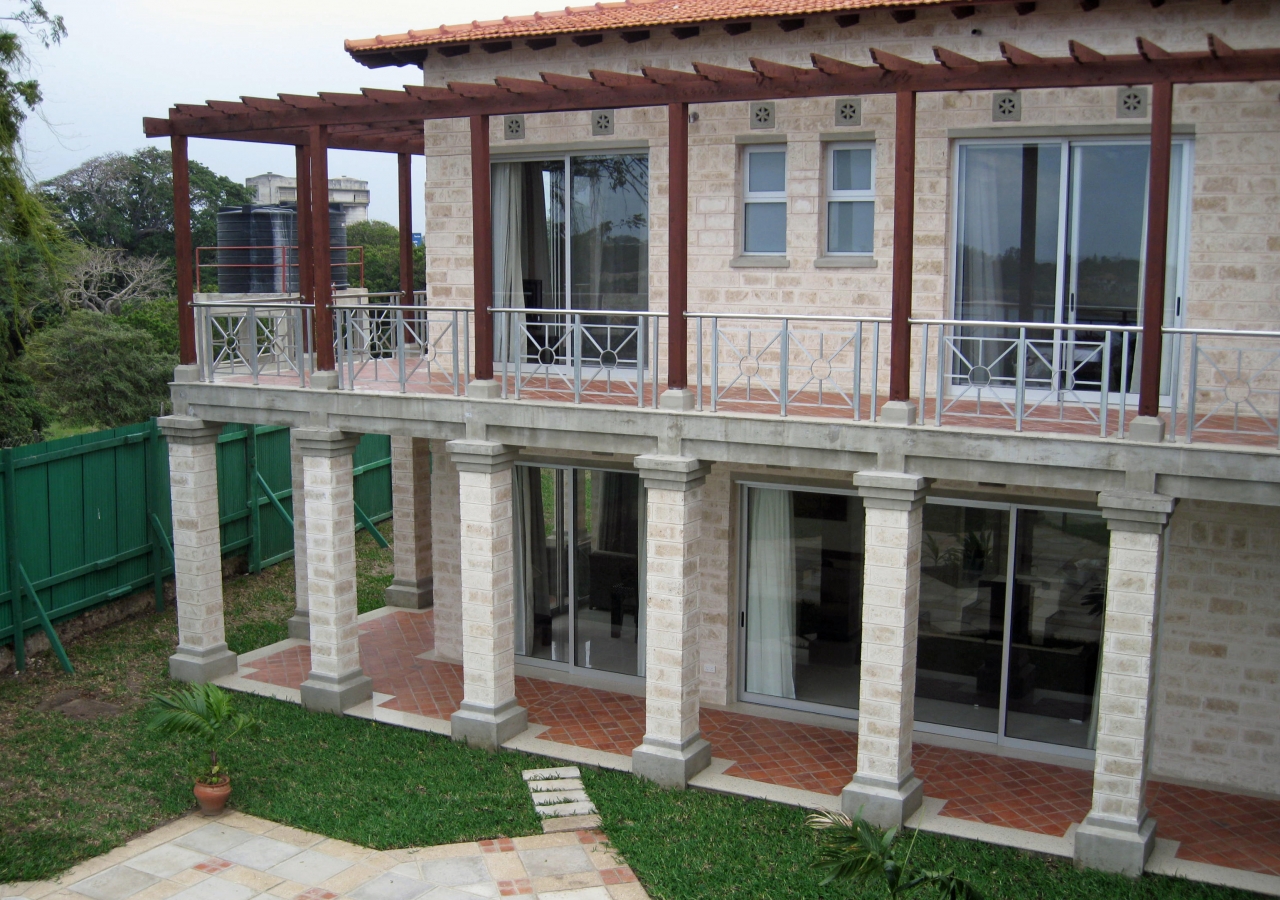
216;205;297;293
329;206;349;290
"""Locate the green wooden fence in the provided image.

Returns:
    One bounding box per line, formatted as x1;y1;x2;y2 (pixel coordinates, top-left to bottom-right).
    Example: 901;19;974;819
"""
0;420;391;667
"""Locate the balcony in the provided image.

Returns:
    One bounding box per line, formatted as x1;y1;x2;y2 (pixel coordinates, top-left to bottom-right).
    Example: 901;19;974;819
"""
191;297;1280;450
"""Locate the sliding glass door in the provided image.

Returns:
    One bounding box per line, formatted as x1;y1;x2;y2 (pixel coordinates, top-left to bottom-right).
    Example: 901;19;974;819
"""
513;464;645;678
951;138;1190;398
739;485;865;715
916;499;1109;753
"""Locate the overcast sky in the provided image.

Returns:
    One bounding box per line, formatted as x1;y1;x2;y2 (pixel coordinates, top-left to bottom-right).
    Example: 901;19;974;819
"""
20;0;546;226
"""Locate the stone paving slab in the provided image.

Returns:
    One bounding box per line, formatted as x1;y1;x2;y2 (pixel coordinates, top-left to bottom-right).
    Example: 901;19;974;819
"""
2;815;646;900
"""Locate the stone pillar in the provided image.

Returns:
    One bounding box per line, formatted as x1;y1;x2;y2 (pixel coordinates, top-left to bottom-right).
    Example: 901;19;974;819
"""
1075;491;1175;877
446;439;527;749
632;455;711;788
295;428;372;714
159;416;237;683
844;471;930;828
287;430;309;640
384;436;433;609
431;439;462;661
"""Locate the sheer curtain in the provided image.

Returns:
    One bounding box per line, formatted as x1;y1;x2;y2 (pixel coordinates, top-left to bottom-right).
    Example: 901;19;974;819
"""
492;162;525;363
745;487;797;699
957;147;1007;323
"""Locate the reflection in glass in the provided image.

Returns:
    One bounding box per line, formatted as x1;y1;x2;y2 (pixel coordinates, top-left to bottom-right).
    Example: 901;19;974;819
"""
748;151;787;192
1004;510;1108;748
570;154;649;312
916;504;1011;733
514;467;569;664
832;148;872;192
828;201;874;254
744;488;864;711
744;203;787;254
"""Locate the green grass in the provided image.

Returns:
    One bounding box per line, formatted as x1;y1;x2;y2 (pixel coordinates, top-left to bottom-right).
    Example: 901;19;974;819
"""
0;520;1263;898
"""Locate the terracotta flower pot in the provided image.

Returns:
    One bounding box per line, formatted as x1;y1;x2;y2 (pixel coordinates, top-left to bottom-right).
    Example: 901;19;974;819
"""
193;776;232;815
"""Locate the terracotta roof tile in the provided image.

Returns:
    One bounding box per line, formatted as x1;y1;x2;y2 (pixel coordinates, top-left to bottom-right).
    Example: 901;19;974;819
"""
345;0;951;56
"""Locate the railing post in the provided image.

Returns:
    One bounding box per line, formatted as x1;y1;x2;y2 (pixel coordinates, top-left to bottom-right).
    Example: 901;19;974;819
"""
1168;331;1182;440
1100;336;1113;438
870;323;880;422
711;317;720;412
695;316;704;411
172;135;197;372
779;318;789;417
247;306;259;384
1186;333;1200;443
573;313;583;404
918;323;929;419
663;101;692;410
396;307;407;393
1135;80;1175;438
452;310;461;396
886;90;917;423
637;314;646;409
1119;333;1131;439
1015;327;1027;432
853;321;863;421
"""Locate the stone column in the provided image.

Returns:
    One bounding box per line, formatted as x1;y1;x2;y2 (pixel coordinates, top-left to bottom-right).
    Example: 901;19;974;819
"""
446;439;527;749
632;455;711;788
287;430;309;640
844;471;930;828
159;415;237;683
296;428;372;714
431;439;462;661
1075;491;1175;876
384;436;433;609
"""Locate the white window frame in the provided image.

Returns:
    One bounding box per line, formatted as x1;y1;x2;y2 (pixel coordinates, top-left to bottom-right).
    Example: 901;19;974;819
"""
824;141;876;257
742;144;788;256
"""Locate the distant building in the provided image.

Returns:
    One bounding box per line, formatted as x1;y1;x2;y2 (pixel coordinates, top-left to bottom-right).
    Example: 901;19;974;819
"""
245;173;370;226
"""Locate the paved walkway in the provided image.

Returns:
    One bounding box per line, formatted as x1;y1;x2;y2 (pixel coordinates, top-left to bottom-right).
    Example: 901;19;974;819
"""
1;814;647;900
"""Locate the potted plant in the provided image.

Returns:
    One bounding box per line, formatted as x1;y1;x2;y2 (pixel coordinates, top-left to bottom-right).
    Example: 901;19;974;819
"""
147;683;262;815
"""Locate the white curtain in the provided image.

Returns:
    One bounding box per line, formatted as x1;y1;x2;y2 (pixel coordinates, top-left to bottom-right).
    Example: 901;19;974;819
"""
958;147;1007;323
745;487;797;699
492;162;525;363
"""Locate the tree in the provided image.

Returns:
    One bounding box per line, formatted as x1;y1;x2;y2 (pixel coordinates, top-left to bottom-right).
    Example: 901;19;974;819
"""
62;246;170;313
21;309;175;428
346;219;425;296
40;147;253;260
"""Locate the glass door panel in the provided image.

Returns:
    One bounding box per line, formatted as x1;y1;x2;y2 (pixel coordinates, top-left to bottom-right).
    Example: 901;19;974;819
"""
514;466;570;664
1004;510;1109;748
572;469;643;675
742;487;864;712
917;504;1011;733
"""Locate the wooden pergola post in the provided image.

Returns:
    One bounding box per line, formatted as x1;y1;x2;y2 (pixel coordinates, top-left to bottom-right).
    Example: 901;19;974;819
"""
171;135;196;369
295;143;313;304
886;90;917;422
470;115;496;393
1134;80;1175;439
663;101;693;410
398;151;414;304
309;124;336;375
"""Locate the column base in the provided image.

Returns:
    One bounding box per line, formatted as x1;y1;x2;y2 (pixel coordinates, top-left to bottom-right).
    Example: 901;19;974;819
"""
384;576;434;609
841;772;924;829
310;370;340;391
172;364;201;384
169;643;238;684
658;388;696;411
631;734;712;788
451;698;528;750
878;400;918;426
300;670;373;714
286;611;310;641
1127;415;1166;443
1073;813;1157;877
466;379;502;400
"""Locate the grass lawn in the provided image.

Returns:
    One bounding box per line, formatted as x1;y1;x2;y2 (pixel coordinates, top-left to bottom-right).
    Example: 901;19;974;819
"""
0;523;1262;899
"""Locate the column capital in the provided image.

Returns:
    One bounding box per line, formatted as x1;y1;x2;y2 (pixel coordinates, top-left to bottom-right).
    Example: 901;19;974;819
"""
634;454;709;492
854;470;931;511
445;439;517;473
293;428;362;458
1097;491;1175;534
157;415;222;445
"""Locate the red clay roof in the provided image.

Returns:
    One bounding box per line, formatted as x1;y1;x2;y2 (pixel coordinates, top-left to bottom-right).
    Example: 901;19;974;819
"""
345;0;950;59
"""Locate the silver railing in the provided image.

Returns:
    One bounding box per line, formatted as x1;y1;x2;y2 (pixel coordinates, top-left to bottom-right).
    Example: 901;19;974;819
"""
194;299;314;385
689;314;890;418
914;320;1142;437
333;295;471;395
1167;327;1280;447
493;308;662;408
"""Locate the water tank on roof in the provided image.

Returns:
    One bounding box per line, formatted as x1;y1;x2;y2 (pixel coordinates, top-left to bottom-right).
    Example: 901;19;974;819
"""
215;204;349;294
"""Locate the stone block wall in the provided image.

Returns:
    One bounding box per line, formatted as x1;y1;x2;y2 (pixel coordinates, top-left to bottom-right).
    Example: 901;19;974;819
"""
1153;498;1280;796
431;439;463;661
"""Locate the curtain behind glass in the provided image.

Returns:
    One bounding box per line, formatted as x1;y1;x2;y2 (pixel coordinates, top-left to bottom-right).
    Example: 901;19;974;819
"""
745;487;797;699
570;154;649;312
492;163;525;363
513;466;550;656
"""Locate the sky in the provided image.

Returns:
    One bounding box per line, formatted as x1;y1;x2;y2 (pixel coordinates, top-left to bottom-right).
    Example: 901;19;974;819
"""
19;0;547;226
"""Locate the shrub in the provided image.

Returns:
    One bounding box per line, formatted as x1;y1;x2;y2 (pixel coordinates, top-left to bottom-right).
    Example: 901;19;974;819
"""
22;309;175;428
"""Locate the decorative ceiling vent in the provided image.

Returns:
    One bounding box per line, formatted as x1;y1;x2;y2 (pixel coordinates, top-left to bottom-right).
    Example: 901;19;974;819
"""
1117;87;1149;118
751;101;776;129
503;115;525;140
835;97;862;127
992;92;1021;122
592;109;615;136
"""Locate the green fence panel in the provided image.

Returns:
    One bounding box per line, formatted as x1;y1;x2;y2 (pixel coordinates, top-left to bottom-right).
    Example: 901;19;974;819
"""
1;419;393;655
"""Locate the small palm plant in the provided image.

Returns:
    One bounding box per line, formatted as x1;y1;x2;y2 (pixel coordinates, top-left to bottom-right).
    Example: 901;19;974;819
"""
807;810;982;899
147;683;261;813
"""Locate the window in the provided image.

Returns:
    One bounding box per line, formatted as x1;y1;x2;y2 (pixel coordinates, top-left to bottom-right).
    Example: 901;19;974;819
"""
743;146;787;255
826;142;875;255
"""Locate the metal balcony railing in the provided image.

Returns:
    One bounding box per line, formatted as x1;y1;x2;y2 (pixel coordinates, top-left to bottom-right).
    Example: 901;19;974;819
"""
333;294;470;395
194;299;313;386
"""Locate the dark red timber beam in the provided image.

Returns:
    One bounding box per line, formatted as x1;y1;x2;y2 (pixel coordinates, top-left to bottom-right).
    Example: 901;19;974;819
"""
398;151;414;305
471;115;495;384
170;135;196;366
144;37;1280;140
1139;77;1175;418
889;90;915;405
309;125;336;372
295;143;313;308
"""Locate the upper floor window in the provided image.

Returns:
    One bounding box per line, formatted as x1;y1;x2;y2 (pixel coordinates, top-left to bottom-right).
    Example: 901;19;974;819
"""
826;142;875;256
743;146;787;255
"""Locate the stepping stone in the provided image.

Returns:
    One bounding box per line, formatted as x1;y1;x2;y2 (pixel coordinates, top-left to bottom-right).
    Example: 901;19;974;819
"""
527;779;583;792
522;766;580;782
530;790;591;806
521;767;600;831
536;801;598;819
